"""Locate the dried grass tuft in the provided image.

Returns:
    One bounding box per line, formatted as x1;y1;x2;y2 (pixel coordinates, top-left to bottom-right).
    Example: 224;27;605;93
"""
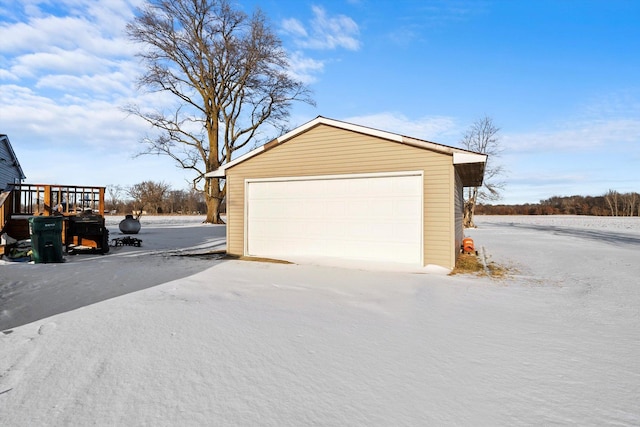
450;253;508;278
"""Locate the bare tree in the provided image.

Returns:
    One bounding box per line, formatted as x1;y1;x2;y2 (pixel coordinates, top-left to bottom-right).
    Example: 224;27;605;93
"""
622;192;638;216
106;184;124;213
127;181;172;218
459;116;505;227
604;189;620;216
166;190;181;214
125;0;314;223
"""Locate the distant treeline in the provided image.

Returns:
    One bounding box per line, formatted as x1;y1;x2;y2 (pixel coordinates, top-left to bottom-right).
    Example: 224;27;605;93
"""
477;190;640;216
106;184;208;216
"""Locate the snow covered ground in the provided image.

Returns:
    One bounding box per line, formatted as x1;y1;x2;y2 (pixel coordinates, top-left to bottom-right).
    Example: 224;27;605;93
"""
1;215;639;426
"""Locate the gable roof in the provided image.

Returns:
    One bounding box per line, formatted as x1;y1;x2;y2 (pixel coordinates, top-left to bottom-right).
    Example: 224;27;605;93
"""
0;134;26;181
205;116;487;186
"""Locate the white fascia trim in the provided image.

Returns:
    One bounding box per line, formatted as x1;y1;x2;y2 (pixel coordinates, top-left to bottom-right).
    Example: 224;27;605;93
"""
277;116;403;143
204;145;266;178
205;169;226;178
453;152;487;165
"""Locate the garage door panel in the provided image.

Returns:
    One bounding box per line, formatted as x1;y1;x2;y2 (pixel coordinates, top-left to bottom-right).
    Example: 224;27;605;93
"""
246;173;423;264
325;199;346;216
392;197;422;217
392;221;422;243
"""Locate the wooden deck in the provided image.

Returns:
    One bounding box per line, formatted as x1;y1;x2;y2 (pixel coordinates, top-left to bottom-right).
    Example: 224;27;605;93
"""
1;183;106;243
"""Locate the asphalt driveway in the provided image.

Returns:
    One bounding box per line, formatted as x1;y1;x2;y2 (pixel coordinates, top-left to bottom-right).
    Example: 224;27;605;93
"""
0;224;226;331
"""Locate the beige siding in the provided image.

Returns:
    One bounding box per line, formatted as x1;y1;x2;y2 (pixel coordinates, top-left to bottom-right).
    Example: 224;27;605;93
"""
226;124;456;268
453;171;464;266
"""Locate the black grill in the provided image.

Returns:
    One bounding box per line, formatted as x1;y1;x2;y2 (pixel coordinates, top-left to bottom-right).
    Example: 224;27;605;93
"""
66;214;109;254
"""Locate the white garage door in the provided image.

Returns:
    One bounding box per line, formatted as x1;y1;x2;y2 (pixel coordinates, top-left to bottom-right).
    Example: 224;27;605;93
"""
246;172;423;264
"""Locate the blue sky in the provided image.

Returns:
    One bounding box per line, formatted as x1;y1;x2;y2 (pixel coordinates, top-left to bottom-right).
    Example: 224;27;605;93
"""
1;0;639;204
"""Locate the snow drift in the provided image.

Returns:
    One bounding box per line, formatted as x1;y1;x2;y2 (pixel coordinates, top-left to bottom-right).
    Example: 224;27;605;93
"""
1;215;639;425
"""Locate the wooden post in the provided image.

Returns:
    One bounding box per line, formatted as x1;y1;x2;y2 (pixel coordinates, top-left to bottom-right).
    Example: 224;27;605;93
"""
44;185;52;216
99;187;105;215
36;186;41;215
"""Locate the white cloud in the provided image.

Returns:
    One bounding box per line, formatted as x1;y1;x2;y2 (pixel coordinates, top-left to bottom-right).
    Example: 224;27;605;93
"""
0;67;17;80
503;118;640;153
37;72;132;96
495;101;640;203
0;1;139;56
344;112;459;142
0;0;150;148
0;0;140;96
0;84;144;148
286;51;324;84
11;48;112;78
282;6;360;51
0;16;95;53
279;6;361;85
282;18;307;38
503;88;640;155
86;0;144;34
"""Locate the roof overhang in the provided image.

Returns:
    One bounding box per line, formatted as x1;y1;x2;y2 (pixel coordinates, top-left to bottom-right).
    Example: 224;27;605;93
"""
205;145;268;178
205;116;488;187
453;152;487;187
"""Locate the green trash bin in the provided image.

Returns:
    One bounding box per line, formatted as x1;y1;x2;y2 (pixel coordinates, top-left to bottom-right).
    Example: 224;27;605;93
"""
29;216;64;263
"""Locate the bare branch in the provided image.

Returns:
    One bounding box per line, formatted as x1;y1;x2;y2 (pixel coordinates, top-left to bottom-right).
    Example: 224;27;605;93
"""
125;0;314;222
459;115;506;227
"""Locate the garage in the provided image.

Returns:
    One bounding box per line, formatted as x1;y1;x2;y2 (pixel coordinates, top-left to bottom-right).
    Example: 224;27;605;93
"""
246;172;423;264
206;116;486;270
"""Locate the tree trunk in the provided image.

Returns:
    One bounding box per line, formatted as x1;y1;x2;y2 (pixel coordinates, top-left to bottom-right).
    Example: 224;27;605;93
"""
204;177;225;224
205;195;223;223
463;199;476;228
463;186;478;228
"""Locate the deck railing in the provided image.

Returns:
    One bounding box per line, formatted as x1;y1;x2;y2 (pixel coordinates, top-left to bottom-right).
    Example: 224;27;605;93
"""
6;184;105;218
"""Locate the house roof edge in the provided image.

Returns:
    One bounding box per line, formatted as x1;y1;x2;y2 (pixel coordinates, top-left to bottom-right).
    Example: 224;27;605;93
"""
204;116;487;178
